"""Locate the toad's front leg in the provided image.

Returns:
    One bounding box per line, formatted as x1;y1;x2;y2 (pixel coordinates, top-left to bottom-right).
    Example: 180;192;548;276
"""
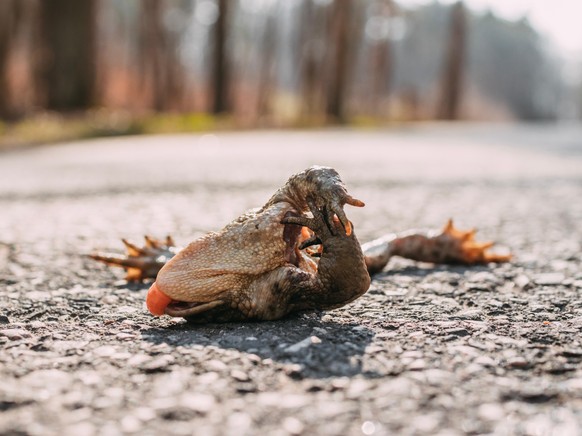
280;199;371;313
89;236;179;282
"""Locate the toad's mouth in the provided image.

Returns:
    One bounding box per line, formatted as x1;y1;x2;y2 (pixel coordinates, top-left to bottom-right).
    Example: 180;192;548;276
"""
147;281;226;317
165;298;225;317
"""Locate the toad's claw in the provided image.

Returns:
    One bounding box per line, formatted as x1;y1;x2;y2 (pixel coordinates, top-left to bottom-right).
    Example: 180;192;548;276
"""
333;194;364;235
322;192;364;236
89;235;179;282
345;195;365;208
283;199;348;240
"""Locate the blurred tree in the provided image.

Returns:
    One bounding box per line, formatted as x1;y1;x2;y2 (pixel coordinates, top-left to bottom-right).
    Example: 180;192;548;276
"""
300;0;326;119
0;0;564;124
369;0;394;116
212;0;230;114
0;0;31;119
392;3;559;120
469;13;559;120
257;5;278;118
390;3;445;120
0;0;19;119
326;0;355;124
36;0;97;111
138;0;185;111
437;1;466;120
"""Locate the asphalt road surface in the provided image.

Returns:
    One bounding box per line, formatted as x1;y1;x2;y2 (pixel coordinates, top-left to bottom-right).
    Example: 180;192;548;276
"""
1;124;581;435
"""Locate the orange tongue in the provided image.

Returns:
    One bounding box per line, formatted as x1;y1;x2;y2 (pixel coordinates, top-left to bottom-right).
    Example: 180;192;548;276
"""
146;282;172;316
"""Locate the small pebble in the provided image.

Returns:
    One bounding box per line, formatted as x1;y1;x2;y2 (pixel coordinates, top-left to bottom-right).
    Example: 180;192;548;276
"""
507;356;529;369
230;369;250;382
478;403;505;421
141;355;175;372
179;393;216;413
284;336;322;354
93;345;117;358
445;328;470;337
206;359;228;372
283;417;305;435
0;328;31;340
535;273;566;286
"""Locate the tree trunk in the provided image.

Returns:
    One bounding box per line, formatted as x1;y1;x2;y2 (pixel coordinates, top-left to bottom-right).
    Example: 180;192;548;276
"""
0;0;26;119
300;0;319;118
326;0;353;124
0;1;14;119
257;8;277;119
37;0;97;111
211;0;230;114
369;0;394;117
138;0;172;112
437;1;467;120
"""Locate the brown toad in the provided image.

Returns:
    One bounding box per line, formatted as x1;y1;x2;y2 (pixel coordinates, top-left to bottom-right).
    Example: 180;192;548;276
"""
92;166;509;322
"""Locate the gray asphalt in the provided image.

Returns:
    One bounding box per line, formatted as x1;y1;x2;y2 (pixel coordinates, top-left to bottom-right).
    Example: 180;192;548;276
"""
1;124;582;435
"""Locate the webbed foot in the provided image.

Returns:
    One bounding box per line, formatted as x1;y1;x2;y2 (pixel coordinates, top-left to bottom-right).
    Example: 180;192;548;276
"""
363;219;511;274
89;236;179;282
437;219;511;264
390;219;511;265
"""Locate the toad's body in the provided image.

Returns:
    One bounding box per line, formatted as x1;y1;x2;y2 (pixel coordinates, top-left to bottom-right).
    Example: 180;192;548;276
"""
157;204;294;303
148;166;371;322
154;203;323;321
92;166;509;322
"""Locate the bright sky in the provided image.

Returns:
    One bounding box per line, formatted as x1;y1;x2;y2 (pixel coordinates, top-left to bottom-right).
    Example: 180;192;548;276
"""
401;0;582;59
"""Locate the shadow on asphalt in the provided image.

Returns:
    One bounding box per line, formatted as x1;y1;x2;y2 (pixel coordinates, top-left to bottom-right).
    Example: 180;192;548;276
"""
140;313;376;379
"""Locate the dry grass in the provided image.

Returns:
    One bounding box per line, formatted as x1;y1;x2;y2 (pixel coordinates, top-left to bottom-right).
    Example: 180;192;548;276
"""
0;111;236;150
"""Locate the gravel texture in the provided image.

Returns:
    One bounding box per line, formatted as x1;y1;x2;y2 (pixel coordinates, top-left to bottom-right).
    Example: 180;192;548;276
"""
1;125;581;435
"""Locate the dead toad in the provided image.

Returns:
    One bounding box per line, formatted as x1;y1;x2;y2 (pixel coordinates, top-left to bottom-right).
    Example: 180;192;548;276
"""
91;166;510;322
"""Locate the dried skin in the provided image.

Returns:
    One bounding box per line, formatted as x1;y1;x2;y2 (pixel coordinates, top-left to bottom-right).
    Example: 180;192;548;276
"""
91;167;510;322
362;219;511;275
152;167;369;322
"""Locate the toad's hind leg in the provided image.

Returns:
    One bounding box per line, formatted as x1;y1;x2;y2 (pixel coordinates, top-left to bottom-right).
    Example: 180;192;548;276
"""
89;236;179;282
363;219;511;275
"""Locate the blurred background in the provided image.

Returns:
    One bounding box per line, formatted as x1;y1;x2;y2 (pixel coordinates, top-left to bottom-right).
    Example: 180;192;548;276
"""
0;0;581;146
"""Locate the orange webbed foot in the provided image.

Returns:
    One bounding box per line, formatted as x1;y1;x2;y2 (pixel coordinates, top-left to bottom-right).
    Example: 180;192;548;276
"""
89;235;179;282
441;219;511;264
